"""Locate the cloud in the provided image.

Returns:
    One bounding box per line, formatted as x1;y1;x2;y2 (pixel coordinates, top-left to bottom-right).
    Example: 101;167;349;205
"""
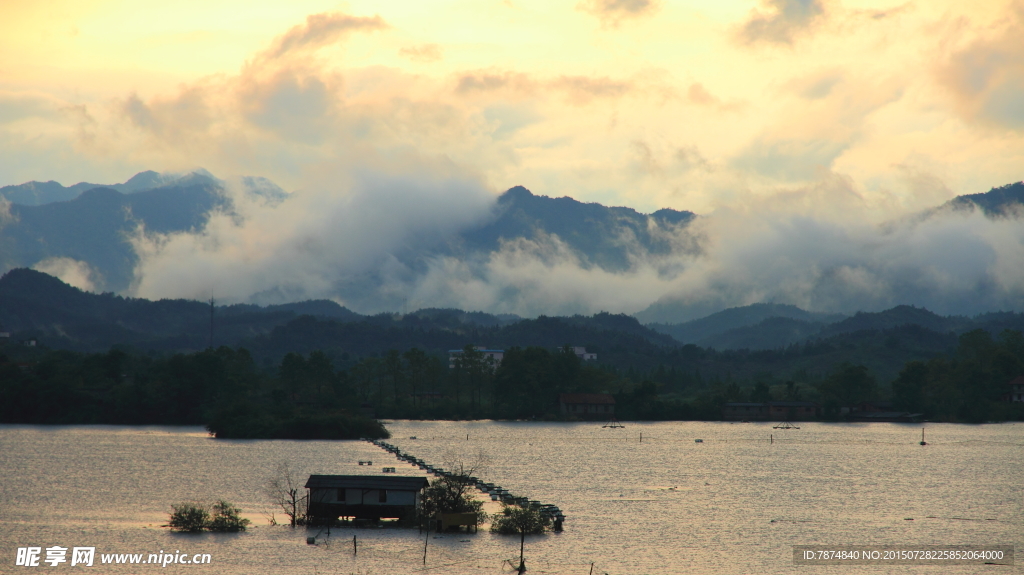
129;151;496;309
259;12;388;63
637;180;1024;320
551;75;631;105
237;69;339;144
0;91;63;124
686;83;745;111
785;70;843;100
32;257;99;292
732;137;849;180
937;6;1024;130
455;72;533;95
399;44;443;63
737;0;826;45
578;0;660;27
631;140;713;179
123;158;1024;320
454;70;640;106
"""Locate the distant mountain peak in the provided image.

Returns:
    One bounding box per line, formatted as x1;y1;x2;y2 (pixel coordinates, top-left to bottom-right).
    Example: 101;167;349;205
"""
500;185;533;201
924;181;1024;219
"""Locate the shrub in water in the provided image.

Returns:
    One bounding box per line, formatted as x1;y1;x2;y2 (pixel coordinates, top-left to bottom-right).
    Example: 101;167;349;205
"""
168;502;210;533
168;500;249;533
208;500;250;532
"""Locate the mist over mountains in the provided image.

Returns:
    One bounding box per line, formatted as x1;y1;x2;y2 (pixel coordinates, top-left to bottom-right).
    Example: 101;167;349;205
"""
0;170;1022;321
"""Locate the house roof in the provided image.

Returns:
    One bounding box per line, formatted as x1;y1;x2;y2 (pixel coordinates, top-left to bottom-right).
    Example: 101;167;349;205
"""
304;475;429;490
558;393;615;404
1009;375;1024;386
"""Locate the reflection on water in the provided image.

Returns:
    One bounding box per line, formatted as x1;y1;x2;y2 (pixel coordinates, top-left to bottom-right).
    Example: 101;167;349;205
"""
0;422;1021;574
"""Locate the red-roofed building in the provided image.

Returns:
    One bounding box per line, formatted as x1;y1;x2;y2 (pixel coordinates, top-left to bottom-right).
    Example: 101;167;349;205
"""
558;393;615;419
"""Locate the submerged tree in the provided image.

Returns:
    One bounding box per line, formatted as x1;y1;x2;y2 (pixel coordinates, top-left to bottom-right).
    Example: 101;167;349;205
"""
207;500;250;532
490;504;551;573
268;462;308;527
418;453;487;527
168;500;249;533
168;502;209;533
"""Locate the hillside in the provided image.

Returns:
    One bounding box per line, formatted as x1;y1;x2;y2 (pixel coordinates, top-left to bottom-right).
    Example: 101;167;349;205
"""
0;177;230;292
943;181;1024;217
646;303;844;344
460;186;696;272
0;170;208;206
0;268;359;350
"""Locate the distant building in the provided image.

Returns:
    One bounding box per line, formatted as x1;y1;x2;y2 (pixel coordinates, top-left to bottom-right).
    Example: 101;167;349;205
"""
448;347;503;369
304;475;429;522
847;411;923;423
568;346;597;361
722;402;768;421
1003;376;1024;403
722;401;820;421
853;401;894;413
558;393;615;419
767;401;821;420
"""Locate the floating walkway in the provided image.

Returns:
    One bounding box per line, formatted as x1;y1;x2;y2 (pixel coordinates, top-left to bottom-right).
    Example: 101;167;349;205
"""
368;439;566;530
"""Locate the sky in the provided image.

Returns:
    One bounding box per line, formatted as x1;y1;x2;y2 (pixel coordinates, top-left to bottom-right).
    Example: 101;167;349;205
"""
3;0;1024;316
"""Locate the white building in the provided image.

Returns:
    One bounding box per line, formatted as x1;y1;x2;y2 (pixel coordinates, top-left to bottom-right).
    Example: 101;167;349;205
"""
570;346;597;361
448;347;504;369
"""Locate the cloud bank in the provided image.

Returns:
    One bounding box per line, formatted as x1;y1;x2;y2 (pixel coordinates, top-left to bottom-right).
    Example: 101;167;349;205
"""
127;168;1024;319
3;3;1024;320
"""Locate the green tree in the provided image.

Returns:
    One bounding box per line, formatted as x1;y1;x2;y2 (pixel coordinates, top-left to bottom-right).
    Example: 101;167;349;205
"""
207;500;250;532
168;502;210;533
490;504;551;572
750;382;772;403
404;348;429;407
384;349;404;405
818;363;876;413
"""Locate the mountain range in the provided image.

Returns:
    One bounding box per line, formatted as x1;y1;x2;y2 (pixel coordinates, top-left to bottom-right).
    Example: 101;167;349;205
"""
0;171;695;297
1;170;1022;325
4;268;1024;386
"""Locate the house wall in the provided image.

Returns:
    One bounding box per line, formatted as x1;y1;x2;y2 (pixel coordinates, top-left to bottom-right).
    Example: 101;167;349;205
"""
311;488;417;506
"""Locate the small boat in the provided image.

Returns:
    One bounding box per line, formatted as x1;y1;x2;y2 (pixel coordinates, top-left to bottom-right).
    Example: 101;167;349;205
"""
602;417;626;429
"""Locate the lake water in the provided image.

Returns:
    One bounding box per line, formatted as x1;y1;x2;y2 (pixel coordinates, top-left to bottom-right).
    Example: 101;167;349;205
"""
0;421;1021;574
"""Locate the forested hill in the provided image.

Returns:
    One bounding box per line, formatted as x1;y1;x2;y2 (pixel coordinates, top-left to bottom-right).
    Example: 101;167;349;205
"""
5;268;1024;388
0;268;356;350
943;181;1024;217
0;268;674;359
461;186;696;272
243;312;677;364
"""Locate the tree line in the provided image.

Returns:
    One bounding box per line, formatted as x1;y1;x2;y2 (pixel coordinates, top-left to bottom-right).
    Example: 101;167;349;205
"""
1;328;1021;433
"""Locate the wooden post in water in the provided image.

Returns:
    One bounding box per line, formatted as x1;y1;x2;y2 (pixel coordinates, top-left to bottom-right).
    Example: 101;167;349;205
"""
353;535;357;556
422;519;429;564
640;432;643;443
589;562;595;575
770;434;773;444
518;527;526;574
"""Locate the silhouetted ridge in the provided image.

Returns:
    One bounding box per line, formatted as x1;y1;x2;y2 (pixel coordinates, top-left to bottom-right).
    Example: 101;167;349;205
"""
945;182;1024;217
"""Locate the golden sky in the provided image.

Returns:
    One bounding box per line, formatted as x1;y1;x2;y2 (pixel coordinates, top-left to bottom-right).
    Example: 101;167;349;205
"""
2;0;1022;215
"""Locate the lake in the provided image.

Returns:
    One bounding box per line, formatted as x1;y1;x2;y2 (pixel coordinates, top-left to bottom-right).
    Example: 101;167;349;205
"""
1;421;1020;574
